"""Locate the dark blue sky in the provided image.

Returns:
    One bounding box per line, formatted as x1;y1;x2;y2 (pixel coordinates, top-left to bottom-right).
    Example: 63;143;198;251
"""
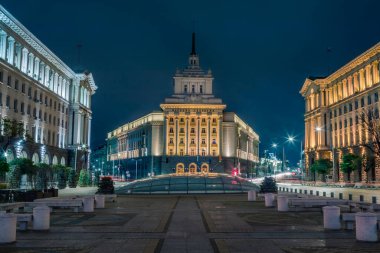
3;0;380;164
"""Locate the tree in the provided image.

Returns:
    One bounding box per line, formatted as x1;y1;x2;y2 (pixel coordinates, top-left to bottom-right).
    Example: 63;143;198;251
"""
9;158;36;188
78;169;89;187
259;177;277;193
340;153;362;181
55;165;70;189
0;156;9;182
35;163;52;190
97;176;114;194
310;159;332;181
68;169;78;188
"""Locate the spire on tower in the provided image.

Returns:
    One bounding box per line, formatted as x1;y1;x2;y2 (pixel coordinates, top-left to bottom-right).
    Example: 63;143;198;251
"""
191;32;196;55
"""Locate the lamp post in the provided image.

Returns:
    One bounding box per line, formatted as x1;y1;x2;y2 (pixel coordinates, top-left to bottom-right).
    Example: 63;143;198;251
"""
131;158;142;180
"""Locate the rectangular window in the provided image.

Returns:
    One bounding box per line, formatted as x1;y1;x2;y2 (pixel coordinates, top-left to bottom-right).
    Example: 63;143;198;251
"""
7;75;11;86
0;92;2;106
6;96;10;107
361;97;365;107
14;79;19;90
27;105;31;115
184;85;188;93
349;103;352;112
21;83;25;93
192;85;195;93
28;87;32;98
200;85;203;94
355;100;359;109
368;95;372;105
0;71;3;83
375;92;379;102
21;103;24;114
14;99;18;112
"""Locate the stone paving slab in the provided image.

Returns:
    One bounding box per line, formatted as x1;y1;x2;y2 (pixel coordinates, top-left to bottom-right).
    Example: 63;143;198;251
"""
0;194;380;253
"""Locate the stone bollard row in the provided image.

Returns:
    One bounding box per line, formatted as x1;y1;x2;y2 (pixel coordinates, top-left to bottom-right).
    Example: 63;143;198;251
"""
322;206;340;230
264;193;275;207
247;190;256;201
0;213;16;243
356;212;378;242
277;195;289;212
95;194;105;208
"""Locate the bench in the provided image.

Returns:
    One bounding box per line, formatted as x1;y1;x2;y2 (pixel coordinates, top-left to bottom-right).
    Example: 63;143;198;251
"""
25;200;83;212
104;194;117;203
16;213;33;230
0;202;25;212
342;213;380;230
287;198;349;211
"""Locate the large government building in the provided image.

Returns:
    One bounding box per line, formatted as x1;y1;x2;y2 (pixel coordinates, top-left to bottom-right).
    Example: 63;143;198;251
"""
107;34;259;179
301;42;380;183
0;5;97;169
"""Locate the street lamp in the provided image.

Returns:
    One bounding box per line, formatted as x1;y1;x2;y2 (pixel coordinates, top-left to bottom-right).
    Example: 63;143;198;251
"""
131;158;142;180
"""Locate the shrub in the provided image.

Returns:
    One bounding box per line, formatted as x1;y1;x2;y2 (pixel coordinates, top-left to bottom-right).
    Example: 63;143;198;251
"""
7;166;22;189
35;163;52;190
78;169;89;187
68;169;78;188
56;166;70;189
97;177;114;194
259;177;277;193
0;182;7;189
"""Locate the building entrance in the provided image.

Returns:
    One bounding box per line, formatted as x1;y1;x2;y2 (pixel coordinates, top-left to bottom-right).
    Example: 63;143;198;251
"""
176;163;185;174
201;163;209;173
189;163;197;174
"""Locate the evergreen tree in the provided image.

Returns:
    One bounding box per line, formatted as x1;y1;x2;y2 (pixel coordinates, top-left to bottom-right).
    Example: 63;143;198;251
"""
259;176;277;193
56;166;70;189
341;153;362;181
68;169;77;188
0;156;9;182
86;170;92;186
78;169;89;187
7;165;21;189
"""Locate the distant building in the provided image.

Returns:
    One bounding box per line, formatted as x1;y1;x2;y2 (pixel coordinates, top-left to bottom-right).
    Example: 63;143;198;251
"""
107;33;259;179
300;42;380;182
0;5;97;169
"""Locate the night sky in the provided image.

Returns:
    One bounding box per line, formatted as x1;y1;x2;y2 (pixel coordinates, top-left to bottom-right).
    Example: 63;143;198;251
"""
2;0;380;164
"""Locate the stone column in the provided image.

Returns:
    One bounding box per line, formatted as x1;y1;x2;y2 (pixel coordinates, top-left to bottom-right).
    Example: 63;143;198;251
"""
21;47;28;73
0;30;7;59
39;62;45;84
87;116;92;148
248;190;256;201
34;57;40;80
372;60;379;84
83;196;95;212
6;36;15;65
44;65;50;86
0;213;16;243
28;52;34;77
33;206;50;230
322;206;340;229
264;193;275;207
14;43;21;69
277;195;289;212
359;69;365;91
355;212;378;242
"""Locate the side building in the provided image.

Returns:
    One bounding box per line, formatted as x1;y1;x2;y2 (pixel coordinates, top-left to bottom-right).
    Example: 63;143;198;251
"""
0;5;97;169
300;42;380;183
107;34;259;179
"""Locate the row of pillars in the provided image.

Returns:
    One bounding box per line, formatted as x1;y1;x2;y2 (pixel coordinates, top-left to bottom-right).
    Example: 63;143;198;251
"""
247;190;378;242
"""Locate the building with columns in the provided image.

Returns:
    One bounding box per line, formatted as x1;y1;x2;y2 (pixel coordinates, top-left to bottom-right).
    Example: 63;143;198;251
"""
107;33;259;179
0;5;97;169
300;42;380;183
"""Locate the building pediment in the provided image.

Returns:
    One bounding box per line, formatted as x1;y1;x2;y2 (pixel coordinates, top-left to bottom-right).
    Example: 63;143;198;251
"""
300;78;327;97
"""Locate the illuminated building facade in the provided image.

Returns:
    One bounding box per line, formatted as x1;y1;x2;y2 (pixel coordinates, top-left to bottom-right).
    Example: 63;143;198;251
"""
0;5;97;169
300;42;380;182
107;33;259;178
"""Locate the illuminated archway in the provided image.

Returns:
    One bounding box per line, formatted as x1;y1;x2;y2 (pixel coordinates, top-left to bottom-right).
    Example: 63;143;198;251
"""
20;150;28;159
52;155;58;165
189;163;197;174
32;153;39;164
43;154;50;164
176;163;185;174
60;157;66;166
5;149;14;163
201;163;209;173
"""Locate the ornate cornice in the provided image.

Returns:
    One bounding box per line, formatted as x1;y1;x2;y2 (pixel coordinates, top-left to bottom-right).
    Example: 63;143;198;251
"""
0;5;76;78
160;103;226;110
326;42;380;83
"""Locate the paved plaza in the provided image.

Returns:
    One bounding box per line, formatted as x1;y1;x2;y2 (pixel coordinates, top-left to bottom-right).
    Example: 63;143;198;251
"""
1;193;380;253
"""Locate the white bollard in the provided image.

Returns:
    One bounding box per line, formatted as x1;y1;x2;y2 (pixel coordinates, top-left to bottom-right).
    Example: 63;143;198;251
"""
248;190;256;201
0;213;16;243
33;206;50;230
83;197;95;212
95;194;105;208
264;193;274;207
355;212;378;242
277;195;289;212
322;206;340;230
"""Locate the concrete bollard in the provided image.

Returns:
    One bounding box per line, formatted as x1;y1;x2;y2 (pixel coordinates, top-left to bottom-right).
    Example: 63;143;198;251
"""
248;190;257;201
355;212;378;242
322;206;340;230
277;195;289;212
83;197;95;212
33;206;50;230
95;194;105;208
264;193;275;207
0;213;16;243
